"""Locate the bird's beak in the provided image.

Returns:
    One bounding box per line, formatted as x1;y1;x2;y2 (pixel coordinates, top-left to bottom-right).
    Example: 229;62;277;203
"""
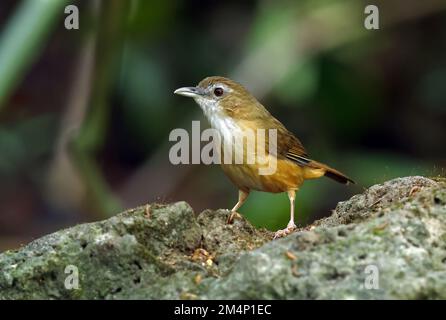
174;86;204;98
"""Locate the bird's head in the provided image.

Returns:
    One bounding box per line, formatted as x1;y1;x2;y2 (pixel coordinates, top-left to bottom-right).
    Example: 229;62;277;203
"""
174;76;260;121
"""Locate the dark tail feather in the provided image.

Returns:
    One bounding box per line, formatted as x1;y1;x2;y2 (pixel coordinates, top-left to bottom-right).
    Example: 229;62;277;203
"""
324;168;355;185
309;160;355;185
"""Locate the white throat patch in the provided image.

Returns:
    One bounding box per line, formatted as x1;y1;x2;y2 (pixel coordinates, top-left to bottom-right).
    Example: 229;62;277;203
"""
194;97;241;144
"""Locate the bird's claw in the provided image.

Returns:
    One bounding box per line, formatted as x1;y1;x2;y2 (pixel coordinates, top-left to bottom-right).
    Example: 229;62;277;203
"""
273;223;297;239
226;211;242;224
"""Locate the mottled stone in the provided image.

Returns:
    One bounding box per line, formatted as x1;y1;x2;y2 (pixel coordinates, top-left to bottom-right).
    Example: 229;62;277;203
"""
1;177;445;299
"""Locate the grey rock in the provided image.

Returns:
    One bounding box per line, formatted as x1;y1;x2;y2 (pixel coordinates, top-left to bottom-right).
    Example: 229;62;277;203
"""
1;176;445;299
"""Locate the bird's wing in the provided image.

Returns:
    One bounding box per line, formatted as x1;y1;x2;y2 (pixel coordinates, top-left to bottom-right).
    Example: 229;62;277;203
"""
254;106;354;184
279;129;311;166
249;101;310;166
263;116;310;166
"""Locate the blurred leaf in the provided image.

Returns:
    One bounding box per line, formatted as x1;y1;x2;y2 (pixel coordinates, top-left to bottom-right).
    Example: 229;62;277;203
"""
0;128;25;175
317;57;382;136
275;59;319;105
248;2;297;51
0;114;56;176
0;0;70;109
119;46;170;147
417;65;446;112
126;0;177;40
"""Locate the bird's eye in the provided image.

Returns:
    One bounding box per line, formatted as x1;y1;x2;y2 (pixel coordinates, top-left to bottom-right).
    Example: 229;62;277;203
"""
214;87;224;97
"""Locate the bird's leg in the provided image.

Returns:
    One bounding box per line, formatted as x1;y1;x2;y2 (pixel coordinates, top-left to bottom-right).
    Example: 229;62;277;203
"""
274;190;297;239
287;189;297;229
227;189;249;224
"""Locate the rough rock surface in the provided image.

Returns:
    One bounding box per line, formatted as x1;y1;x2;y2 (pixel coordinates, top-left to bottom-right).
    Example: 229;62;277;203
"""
1;176;445;299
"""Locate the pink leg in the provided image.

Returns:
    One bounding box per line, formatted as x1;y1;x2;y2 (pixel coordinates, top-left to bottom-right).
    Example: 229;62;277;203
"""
274;190;297;239
227;190;249;224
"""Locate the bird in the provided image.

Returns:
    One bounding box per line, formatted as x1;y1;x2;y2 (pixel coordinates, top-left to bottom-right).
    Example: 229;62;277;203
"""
174;76;354;238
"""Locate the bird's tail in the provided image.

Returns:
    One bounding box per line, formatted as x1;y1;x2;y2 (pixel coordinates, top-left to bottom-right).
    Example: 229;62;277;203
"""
308;160;355;185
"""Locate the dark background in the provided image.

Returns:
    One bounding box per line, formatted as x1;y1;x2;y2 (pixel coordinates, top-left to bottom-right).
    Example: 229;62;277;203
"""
0;0;445;251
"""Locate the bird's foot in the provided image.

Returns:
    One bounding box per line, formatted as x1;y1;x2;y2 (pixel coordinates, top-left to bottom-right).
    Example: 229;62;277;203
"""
144;204;151;219
273;221;297;239
226;211;242;224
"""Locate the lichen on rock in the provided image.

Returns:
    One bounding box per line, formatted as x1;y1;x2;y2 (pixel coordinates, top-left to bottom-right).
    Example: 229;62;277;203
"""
0;176;445;299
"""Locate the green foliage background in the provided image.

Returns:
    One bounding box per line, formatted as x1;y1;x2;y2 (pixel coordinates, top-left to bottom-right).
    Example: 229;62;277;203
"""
0;0;445;249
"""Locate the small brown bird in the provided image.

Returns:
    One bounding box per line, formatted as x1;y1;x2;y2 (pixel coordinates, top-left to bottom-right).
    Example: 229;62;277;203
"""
175;76;353;238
